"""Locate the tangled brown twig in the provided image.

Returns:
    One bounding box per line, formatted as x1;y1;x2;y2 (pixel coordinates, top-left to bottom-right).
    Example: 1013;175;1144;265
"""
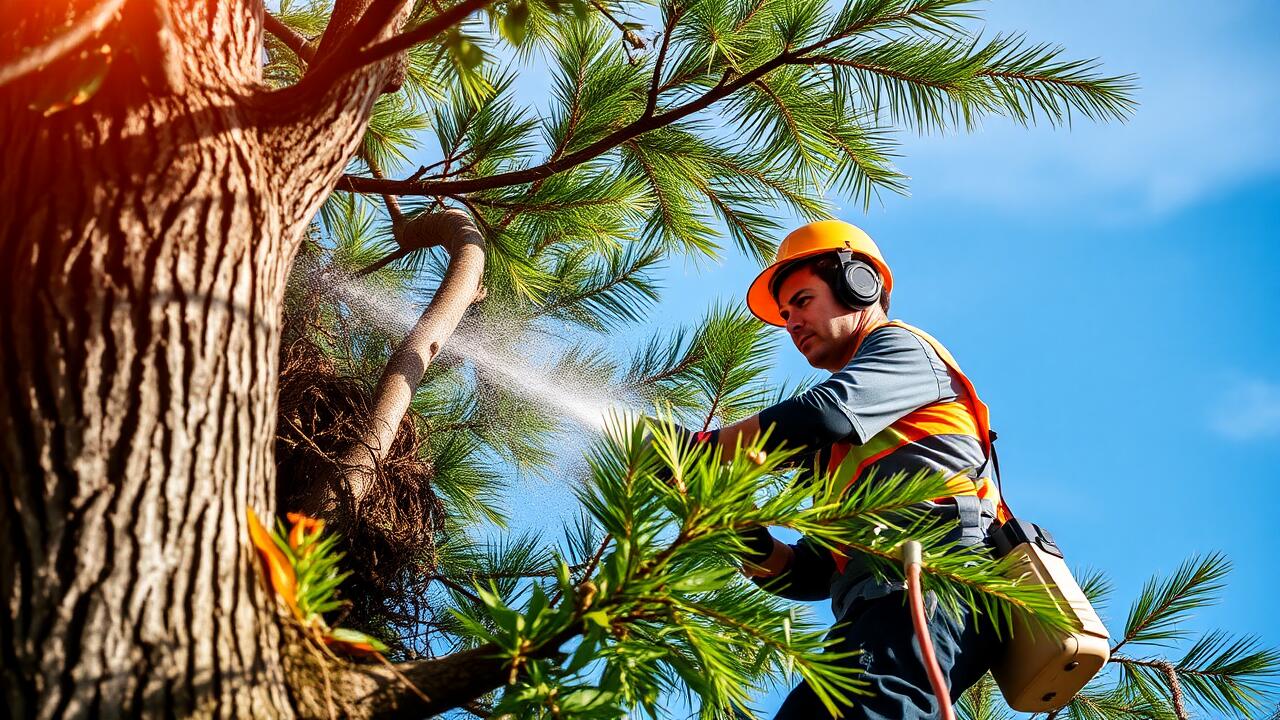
275;333;445;649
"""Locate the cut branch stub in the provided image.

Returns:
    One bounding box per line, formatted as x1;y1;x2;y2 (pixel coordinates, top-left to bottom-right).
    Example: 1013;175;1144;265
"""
342;208;486;505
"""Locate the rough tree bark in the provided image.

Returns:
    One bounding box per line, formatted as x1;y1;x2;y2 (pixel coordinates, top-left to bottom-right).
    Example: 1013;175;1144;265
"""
0;1;487;717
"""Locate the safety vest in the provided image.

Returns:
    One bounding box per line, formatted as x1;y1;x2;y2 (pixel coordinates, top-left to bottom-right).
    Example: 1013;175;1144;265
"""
827;320;1010;572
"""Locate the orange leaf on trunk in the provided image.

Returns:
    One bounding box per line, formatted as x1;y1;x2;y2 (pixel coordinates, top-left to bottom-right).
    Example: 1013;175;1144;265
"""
247;507;302;620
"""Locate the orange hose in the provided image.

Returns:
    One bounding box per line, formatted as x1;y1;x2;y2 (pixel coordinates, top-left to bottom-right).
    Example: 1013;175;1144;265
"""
904;542;956;720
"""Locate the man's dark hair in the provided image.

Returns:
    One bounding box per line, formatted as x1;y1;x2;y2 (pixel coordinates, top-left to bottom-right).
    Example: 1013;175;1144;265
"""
769;252;891;313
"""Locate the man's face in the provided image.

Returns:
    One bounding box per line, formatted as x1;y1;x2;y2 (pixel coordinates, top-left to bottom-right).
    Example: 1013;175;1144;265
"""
775;266;861;372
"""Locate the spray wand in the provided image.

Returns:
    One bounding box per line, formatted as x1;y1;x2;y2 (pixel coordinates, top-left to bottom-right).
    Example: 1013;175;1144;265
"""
901;540;957;720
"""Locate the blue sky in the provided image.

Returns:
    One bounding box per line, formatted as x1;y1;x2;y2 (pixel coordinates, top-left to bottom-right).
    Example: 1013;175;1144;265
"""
396;0;1280;714
636;0;1280;713
657;182;1280;713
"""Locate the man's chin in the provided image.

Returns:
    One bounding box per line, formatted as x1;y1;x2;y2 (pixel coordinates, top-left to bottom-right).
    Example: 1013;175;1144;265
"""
802;347;843;372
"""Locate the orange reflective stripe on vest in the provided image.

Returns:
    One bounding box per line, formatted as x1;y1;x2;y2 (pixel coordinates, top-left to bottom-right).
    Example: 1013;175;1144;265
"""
828;321;1010;573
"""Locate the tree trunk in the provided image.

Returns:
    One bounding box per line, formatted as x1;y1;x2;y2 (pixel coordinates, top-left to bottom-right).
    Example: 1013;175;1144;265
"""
0;91;302;719
0;2;408;717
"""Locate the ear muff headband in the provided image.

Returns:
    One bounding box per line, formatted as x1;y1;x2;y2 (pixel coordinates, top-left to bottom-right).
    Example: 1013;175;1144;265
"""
837;249;882;308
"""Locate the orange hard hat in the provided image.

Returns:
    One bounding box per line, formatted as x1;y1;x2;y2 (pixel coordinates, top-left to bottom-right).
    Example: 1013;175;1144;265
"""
746;220;893;327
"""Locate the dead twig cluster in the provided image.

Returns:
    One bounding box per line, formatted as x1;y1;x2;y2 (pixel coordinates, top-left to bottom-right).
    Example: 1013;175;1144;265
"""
275;335;446;646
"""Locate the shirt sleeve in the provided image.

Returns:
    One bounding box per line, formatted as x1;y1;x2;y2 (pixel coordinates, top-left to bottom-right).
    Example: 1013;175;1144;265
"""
758;325;960;448
740;527;837;601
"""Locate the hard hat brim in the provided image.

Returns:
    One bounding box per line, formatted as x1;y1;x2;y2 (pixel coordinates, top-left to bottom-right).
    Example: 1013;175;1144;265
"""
746;247;841;327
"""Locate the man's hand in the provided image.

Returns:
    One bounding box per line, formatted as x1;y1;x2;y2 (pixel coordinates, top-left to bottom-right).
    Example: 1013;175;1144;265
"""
739;527;795;579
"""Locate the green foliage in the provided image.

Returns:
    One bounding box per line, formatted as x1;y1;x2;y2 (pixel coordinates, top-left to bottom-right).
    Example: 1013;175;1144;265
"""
362;93;432;173
271;515;352;622
1043;681;1177;720
957;674;1013;720
263;513;391;654
441;417;1073;718
1172;631;1280;716
1118;553;1230;652
268;0;1138;297
265;0;1150;712
535;240;664;331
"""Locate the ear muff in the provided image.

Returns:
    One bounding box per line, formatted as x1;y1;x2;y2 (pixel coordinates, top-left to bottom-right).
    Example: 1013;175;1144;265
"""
837;249;882;308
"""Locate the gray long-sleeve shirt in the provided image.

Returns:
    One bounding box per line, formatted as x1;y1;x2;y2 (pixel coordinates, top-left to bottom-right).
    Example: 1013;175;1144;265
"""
749;324;990;612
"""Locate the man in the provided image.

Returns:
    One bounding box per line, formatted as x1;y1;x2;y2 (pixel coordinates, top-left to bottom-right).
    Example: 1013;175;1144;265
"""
683;220;1007;719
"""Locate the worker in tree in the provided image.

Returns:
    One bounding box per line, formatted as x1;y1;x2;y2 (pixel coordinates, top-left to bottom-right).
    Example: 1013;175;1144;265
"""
678;220;1007;719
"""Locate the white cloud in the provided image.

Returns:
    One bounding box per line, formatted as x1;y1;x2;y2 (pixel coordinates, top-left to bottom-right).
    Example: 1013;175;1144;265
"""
883;0;1280;221
1210;377;1280;441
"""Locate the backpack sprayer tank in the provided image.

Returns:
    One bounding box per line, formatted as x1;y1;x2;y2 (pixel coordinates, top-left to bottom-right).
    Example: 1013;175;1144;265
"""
988;519;1111;712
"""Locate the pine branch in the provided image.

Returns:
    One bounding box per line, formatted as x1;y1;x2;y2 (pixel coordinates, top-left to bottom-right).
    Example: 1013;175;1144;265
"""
330;4;968;195
531;243;662;331
827;0;976;42
435;573;486;605
645;5;683;118
334;2;1132;218
303;0;493;91
702;185;777;263
265;11;317;64
1112;656;1190;720
336;58;778;196
624;138;717;257
978;36;1137;125
1047;684;1178;720
1114;553;1230;656
956;673;1011;720
310;0;406;74
1173;630;1279;716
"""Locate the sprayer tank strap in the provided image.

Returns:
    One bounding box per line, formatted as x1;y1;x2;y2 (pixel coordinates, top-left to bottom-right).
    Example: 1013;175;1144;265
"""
872;321;1014;521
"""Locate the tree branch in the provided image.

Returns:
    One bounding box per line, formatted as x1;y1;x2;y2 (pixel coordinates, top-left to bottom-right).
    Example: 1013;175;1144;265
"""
432;573;484;605
549;535;610;608
0;0;125;88
337;65;745;197
335;600;587;718
147;0;186;93
1112;656;1190;720
304;0;494;91
338;209;485;504
332;0;974;198
312;0;405;68
352;246;414;277
264;11;316;63
644;6;682;118
113;0;187;94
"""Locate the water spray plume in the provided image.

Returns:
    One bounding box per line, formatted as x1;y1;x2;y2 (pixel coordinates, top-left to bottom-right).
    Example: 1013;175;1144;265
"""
314;267;641;434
